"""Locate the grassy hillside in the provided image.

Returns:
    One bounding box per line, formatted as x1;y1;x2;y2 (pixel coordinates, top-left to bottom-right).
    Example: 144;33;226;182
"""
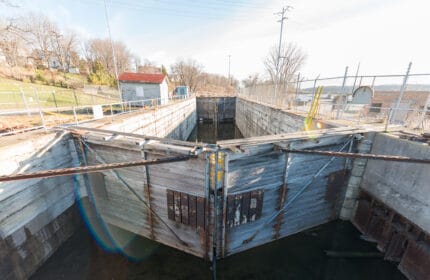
0;77;119;110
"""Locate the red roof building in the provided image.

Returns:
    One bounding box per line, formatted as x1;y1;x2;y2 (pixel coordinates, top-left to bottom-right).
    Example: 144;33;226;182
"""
119;72;169;105
118;72;166;84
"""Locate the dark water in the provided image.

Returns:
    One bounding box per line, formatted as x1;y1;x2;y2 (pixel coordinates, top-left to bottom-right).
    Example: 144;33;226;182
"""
187;121;243;143
30;122;405;280
31;221;405;280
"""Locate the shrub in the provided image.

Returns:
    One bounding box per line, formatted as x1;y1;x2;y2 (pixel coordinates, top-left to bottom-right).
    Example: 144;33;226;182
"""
35;71;46;83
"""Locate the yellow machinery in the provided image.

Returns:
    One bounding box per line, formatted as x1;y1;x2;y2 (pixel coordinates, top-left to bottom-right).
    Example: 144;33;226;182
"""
304;86;323;131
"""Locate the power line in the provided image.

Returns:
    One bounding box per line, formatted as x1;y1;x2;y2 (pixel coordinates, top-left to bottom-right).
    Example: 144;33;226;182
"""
83;0;270;22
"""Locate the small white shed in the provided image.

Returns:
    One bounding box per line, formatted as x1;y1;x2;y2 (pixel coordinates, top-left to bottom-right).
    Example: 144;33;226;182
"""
119;72;169;105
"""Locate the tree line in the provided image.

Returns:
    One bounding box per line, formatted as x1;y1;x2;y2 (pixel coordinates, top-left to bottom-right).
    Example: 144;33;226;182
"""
0;12;133;86
0;6;306;93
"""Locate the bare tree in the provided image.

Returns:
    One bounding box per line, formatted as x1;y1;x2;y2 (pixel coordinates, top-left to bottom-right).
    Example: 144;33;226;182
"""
49;28;77;71
170;58;203;92
0;18;27;66
85;38;131;75
20;13;57;68
264;43;306;92
242;73;261;88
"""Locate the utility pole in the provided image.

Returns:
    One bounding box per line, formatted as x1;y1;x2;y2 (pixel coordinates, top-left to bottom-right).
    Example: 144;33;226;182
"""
274;5;292;106
228;54;231;86
103;0;123;103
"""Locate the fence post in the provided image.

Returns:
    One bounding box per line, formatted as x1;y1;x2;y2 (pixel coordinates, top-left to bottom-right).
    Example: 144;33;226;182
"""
52;90;59;112
294;73;301;111
73;106;78;125
417;93;430;131
385;108;393;132
73;90;79;107
371;76;376;89
351;62;360;94
389;62;412;124
33;88;46;131
336;66;349;119
19;87;30;116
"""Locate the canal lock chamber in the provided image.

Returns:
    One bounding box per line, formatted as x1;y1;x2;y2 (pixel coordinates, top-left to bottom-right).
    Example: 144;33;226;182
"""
2;96;427;279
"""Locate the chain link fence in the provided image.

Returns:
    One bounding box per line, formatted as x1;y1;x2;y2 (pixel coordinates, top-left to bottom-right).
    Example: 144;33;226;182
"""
0;87;192;136
239;69;430;132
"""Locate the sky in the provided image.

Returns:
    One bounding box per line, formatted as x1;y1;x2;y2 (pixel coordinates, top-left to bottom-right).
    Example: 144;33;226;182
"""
2;0;430;81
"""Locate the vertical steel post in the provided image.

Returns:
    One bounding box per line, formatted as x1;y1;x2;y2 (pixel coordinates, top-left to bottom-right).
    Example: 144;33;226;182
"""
212;151;220;279
417;93;430;131
51;90;59;112
19;87;30;116
295;73;301;111
73;90;79;107
336;66;349;119
33;88;46;130
73;106;78;125
351;62;360;94
389;62;412;124
371;76;376;89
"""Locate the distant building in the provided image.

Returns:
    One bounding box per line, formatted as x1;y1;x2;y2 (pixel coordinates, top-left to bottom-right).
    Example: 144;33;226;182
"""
119;72;169;105
68;67;80;74
174;86;189;96
137;65;162;74
366;90;429;122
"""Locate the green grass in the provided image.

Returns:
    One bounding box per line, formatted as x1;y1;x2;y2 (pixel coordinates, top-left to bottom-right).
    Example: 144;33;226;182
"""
0;77;120;110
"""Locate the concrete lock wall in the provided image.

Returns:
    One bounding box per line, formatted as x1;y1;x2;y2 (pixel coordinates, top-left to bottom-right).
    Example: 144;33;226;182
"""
235;98;334;137
87;97;196;141
196;97;236;122
0;98;197;279
0;132;83;280
360;133;430;233
5;96;423;279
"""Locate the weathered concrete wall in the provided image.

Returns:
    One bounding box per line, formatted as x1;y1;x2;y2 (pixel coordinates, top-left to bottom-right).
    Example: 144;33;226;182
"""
0;132;83;279
359;133;430;233
85;97;196;141
0;98;198;279
236;98;334;137
196;97;236;122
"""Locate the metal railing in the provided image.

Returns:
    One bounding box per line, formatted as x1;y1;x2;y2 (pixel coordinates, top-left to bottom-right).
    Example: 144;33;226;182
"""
0;93;193;137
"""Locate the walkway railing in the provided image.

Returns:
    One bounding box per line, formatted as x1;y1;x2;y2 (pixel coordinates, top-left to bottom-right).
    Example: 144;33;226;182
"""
0;94;192;137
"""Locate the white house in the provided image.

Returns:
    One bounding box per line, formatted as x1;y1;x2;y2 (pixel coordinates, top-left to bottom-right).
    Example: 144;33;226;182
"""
119;72;169;105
